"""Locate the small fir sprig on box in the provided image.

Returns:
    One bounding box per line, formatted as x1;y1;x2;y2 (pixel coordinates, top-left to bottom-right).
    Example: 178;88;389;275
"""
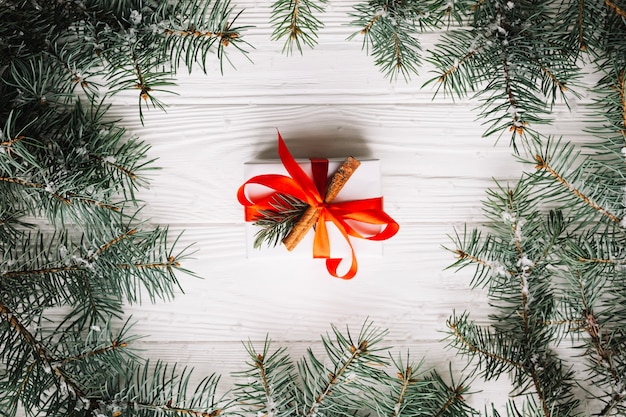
252;193;309;249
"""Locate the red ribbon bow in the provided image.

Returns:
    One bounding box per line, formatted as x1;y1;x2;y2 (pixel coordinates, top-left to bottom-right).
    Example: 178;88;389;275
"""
237;133;399;279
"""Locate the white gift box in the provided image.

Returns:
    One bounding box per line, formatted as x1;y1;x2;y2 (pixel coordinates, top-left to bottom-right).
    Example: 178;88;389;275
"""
242;159;384;259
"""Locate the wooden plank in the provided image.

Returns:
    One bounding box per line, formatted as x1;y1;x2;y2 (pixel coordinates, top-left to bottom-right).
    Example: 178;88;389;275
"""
104;104;593;227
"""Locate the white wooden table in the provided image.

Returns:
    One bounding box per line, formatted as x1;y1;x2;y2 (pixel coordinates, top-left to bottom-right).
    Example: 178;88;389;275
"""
104;1;594;412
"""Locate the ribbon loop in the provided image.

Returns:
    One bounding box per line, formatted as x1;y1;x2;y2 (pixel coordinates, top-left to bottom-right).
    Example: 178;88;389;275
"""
237;132;399;279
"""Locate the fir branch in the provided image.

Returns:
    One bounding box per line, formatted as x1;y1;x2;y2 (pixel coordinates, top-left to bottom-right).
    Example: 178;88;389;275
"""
303;342;364;416
120;257;182;270
432;383;467;417
534;210;566;268
373;355;476;417
580;308;619;383
446;226;511;288
233;338;299;417
558;0;613;54
90;153;136;180
89;155;138;180
0;300;53;365
454;248;493;269
0;176;71;204
44;43;101;99
501;54;524;137
155;0;250;73
361;12;382;35
61;274;125;329
95;228;138;257
427;367;477;417
392;364;413;416
528;355;550;417
52;320;137;371
426;1;580;145
0;227;187;326
577;256;625;265
131;52;151;103
584;67;626;179
533;154;621;224
271;0;327;54
348;1;436;80
96;361;227;417
538;62;568;95
436;49;479;86
559;239;626;414
447;314;579;417
446;316;525;373
65;192;121;212
252;193;309;249
0;173;124;215
162;22;241;48
0;298;88;410
299;322;388;417
0;134;24;148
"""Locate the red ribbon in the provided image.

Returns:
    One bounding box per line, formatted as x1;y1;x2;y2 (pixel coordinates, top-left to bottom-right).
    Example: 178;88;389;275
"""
237;133;399;279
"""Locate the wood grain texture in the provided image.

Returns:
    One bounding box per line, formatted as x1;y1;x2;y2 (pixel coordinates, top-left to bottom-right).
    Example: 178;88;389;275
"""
18;1;606;414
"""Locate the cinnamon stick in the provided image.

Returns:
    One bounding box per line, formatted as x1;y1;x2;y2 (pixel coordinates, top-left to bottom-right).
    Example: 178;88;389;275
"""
281;206;320;250
324;156;361;203
283;156;361;251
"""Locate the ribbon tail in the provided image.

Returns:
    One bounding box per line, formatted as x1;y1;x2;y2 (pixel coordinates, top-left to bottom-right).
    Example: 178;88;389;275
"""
326;251;358;280
323;213;358;279
312;212;331;259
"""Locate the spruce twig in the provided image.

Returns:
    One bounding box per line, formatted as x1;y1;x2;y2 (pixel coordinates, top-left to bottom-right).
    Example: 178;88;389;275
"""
271;0;327;54
252;193;309;249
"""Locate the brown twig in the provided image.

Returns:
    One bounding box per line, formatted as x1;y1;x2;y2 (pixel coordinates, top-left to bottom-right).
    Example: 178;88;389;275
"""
94;229;137;257
392;366;415;417
0;176;70;203
437;50;477;83
1;135;25;147
305;340;369;417
93;155;138;180
361;13;381;34
448;322;523;369
0;300;84;397
433;384;465;417
578;0;586;50
534;155;621;223
290;0;301;40
0;177;120;211
164;24;239;47
58;340;128;366
454;249;493;268
606;0;626;18
118;256;180;269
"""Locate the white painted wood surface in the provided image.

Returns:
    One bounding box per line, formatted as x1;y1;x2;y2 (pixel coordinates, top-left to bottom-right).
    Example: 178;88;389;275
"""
100;1;598;413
